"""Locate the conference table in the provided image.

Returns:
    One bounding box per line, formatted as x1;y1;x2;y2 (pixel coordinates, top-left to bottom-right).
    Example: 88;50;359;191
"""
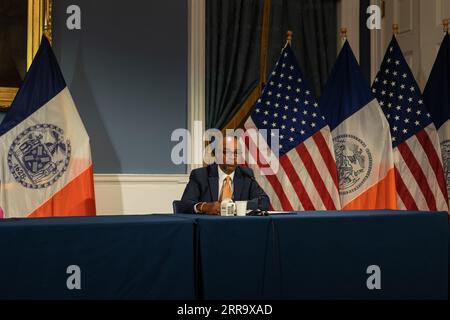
0;211;448;300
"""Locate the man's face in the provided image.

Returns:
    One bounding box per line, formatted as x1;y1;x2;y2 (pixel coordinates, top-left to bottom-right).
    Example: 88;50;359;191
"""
217;136;239;174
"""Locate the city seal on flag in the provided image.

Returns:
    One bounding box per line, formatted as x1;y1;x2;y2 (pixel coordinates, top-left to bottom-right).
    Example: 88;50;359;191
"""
334;134;373;195
440;140;450;198
7;124;71;189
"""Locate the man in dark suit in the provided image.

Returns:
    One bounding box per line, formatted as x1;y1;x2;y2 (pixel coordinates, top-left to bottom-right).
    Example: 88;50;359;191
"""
180;136;270;214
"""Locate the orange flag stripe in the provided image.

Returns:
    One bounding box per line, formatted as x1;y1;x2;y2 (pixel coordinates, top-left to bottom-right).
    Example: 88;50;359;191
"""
29;166;96;218
343;168;397;210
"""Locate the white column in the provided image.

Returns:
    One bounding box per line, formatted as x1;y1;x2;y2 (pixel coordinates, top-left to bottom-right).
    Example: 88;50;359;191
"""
188;0;206;172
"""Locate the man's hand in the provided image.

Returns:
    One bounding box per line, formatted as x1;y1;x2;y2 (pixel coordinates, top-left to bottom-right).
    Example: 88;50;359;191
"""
201;202;221;215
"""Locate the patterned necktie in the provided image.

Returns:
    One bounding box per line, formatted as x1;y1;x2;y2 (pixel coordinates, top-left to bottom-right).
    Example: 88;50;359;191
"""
220;176;232;201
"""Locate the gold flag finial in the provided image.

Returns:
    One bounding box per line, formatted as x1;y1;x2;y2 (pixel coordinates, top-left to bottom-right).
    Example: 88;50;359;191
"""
393;24;399;37
340;27;347;40
443;19;449;33
286;30;293;46
282;30;293;50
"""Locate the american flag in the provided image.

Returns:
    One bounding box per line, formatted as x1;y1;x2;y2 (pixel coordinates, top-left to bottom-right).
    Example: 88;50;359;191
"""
243;45;340;211
371;37;448;211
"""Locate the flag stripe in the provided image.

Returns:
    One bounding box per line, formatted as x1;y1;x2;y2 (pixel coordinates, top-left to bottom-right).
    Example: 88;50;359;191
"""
415;128;448;200
260;179;284;211
396;143;437;211
394;148;430;210
297;132;340;209
285;150;321;209
295;143;337;210
244;132;294;211
343;168;397;210
29;166;96;218
260;167;294;211
406;134;447;210
279;155;315;210
394;166;418;210
312;131;339;189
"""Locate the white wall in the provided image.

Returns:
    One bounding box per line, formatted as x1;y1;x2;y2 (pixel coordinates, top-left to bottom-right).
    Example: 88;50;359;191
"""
94;174;189;215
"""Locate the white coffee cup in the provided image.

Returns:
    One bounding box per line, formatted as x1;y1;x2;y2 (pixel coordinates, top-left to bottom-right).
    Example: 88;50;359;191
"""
235;201;247;216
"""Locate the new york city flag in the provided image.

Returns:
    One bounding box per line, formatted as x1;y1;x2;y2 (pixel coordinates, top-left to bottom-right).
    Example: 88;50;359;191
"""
320;41;397;210
0;37;96;218
423;32;450;208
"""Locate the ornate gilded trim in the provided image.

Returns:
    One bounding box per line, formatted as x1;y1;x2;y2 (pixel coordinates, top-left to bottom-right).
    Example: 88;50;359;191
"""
0;88;19;112
27;0;53;70
0;0;53;110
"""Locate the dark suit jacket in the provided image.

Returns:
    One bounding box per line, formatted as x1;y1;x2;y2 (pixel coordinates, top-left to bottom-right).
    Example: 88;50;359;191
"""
180;164;270;213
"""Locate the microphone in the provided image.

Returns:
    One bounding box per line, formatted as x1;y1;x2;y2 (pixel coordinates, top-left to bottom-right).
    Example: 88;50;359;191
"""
239;168;269;216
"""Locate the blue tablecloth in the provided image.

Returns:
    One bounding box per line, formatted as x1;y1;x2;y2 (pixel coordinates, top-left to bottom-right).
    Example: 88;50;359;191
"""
0;211;447;300
269;211;448;299
176;211;448;300
0;215;196;300
184;215;276;299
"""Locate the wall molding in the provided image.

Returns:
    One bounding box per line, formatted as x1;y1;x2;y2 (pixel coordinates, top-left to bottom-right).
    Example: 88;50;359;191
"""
94;174;189;215
94;174;189;184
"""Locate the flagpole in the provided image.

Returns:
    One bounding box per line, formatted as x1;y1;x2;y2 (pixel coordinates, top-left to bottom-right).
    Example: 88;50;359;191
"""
340;27;347;46
443;19;449;34
393;24;399;38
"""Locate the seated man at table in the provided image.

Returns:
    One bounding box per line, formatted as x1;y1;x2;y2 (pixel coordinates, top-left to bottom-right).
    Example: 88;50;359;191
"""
180;136;270;215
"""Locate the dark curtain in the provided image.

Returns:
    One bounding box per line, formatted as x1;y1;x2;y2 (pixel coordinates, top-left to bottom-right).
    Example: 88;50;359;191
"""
267;0;337;98
206;0;264;129
206;0;337;129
